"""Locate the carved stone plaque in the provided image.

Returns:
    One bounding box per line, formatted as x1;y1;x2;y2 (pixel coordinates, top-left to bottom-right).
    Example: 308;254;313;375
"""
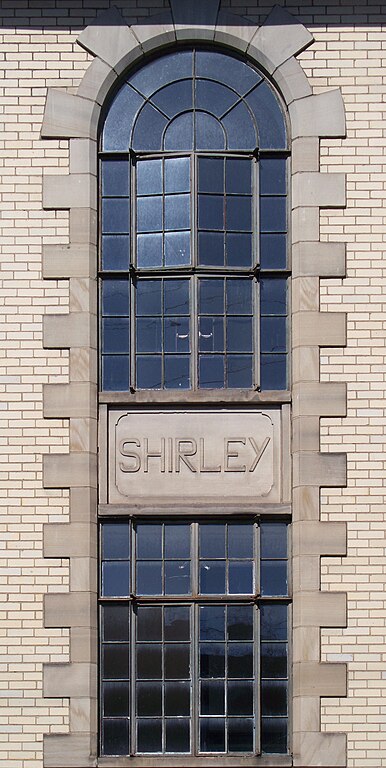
108;409;282;503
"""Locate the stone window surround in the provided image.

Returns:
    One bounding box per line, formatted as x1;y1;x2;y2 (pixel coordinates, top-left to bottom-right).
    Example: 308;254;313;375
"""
40;2;348;767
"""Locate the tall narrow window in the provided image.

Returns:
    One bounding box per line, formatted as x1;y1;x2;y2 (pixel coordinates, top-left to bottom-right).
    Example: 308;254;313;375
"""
100;48;289;394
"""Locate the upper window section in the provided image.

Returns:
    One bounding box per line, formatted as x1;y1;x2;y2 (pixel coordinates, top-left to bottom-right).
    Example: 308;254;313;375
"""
102;49;287;153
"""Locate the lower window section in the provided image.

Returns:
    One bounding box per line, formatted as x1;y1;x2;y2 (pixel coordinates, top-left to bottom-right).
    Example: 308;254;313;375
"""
99;519;289;757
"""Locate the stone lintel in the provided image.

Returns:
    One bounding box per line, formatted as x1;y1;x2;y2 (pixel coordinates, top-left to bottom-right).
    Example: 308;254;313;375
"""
43;452;97;490
42;244;97;280
294;451;347;488
293;591;347;629
293;241;346;278
43;382;97;419
248;5;313;75
43;174;96;211
293;311;346;348
43;662;97;699
43;313;97;350
293;382;347;418
292;172;346;209
41;89;99;140
290;89;346;140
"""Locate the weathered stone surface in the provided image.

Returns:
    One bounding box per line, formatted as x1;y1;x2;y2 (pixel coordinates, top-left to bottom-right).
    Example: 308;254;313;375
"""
41;89;99;140
43;522;96;558
43;382;97;419
293;521;347;556
293;171;346;209
293;242;346;278
43;662;96;699
293;732;347;768
294;451;347;488
214;9;256;50
77;6;138;69
293;311;346;348
170;0;220;26
248;5;313;74
44;592;97;629
293;382;347;418
292;137;319;173
43;452;97;490
290;89;346;139
293;591;347;628
76;57;116;106
69;139;97;177
43;313;97;350
43;733;96;768
42;244;97;280
274;56;312;104
131;11;175;52
43;174;96;211
294;661;347;697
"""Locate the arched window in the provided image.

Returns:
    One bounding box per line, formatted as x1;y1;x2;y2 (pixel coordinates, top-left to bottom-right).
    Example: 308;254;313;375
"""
100;48;289;392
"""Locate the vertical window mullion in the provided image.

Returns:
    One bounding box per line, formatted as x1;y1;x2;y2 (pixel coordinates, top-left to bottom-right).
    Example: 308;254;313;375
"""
130;522;136;754
192;154;198;389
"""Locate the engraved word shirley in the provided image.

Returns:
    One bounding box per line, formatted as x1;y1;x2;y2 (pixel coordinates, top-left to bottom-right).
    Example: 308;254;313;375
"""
109;410;281;502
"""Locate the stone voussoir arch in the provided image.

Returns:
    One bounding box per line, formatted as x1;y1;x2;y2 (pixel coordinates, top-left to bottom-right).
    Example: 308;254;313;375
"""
40;2;348;766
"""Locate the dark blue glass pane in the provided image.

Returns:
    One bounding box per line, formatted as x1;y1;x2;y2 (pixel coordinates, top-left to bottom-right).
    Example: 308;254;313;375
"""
226;196;252;231
102;235;130;271
200;718;225;753
228;523;254;558
195;51;262;95
102;355;130;391
260;197;287;233
129;51;193;97
137;562;162;595
226;279;252;315
198;232;224;266
102;198;130;233
260;317;286;353
165;643;190;679
200;605;225;641
260;277;287;316
137;718;162;752
260;604;287;641
261;561;287;596
102;562;130;597
226;233;252;267
246;82;287;149
103;643;130;678
102;83;143;151
102;280;130;316
164;231;191;266
136;355;162;388
222;101;257;151
137;196;162;233
227;681;253;715
227;317;252;352
198;157;224;194
102;159;129;196
195;112;225;150
151;78;193;117
227;718;254;752
164;112;194;151
164;317;190;353
228;643;253;678
132;103;168;151
165;560;191;594
260;158;286;195
103;682;130;717
165;157;190;193
164;280;190;315
165;194;190;231
195;79;238;117
165;524;191;559
260;233;287;269
201;680;225;714
102;718;129;756
198;195;224;230
103;522;130;559
227;605;253;640
102;605;130;642
262;681;287;716
200;644;225;678
164;605;190;641
261;717;287;754
165;719;190;752
164;355;190;389
229;562;253;594
103;318;130;354
260;354;287;390
137;606;162;640
137;159;162;196
260;523;288;558
136;280;162;316
227;355;253;388
199;279;224;315
200;561;226;594
137;233;163;268
261;642;288;678
226;158;252;194
136;317;162;353
199;317;224;353
200;524;226;558
137;682;162;716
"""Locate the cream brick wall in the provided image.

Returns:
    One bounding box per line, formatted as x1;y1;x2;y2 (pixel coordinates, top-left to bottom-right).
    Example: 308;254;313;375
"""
0;0;385;766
